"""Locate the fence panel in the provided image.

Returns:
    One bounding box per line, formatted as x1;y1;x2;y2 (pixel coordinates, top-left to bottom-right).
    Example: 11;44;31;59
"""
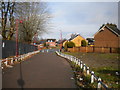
87;47;94;52
56;51;109;89
2;40;37;59
67;47;118;53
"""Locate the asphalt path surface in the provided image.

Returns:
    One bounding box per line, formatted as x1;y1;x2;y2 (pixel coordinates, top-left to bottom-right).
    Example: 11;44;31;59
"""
2;52;76;88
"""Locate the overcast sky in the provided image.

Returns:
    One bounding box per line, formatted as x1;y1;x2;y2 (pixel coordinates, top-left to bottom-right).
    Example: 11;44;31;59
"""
41;2;118;40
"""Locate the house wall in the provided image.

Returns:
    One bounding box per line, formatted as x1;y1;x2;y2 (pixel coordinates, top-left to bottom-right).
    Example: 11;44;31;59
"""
71;36;85;47
94;27;120;48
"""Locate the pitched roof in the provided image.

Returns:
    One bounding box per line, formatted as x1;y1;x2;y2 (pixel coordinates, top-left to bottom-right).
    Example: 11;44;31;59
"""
105;25;120;36
69;34;84;41
47;39;56;42
94;24;120;37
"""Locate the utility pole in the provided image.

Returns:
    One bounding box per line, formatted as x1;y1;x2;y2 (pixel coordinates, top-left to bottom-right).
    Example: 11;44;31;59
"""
15;19;19;57
60;30;62;41
60;30;63;51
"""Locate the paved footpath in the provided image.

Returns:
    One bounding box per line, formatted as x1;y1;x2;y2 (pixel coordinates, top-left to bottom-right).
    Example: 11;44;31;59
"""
2;52;76;88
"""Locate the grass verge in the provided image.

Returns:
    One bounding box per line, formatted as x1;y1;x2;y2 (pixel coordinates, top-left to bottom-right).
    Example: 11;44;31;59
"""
63;52;119;88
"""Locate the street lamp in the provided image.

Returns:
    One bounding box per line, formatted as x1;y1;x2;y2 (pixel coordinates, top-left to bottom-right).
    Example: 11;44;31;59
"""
15;18;24;57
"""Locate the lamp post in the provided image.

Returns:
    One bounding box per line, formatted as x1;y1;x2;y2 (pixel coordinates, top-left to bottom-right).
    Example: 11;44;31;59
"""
15;18;24;57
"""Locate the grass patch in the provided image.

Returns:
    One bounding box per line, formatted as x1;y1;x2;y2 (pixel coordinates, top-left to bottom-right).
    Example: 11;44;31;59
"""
63;52;119;88
92;67;119;88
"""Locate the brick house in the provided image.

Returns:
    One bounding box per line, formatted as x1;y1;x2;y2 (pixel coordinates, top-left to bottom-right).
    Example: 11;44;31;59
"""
46;39;56;47
94;24;120;48
37;39;47;50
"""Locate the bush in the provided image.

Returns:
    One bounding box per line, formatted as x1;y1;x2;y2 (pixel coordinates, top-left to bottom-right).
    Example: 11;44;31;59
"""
67;41;75;48
65;41;75;48
81;40;87;47
64;41;75;51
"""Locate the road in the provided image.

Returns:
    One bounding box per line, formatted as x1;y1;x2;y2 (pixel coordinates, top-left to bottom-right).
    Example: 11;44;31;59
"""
2;51;76;88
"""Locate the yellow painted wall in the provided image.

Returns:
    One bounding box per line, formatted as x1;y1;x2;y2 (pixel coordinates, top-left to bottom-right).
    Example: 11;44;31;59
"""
71;35;85;47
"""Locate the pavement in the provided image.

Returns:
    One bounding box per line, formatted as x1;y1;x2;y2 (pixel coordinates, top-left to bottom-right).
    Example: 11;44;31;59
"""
2;52;76;88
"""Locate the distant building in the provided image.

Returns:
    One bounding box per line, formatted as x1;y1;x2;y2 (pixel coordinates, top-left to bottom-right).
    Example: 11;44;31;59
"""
46;39;56;47
38;39;47;48
86;38;94;46
68;34;86;47
94;24;120;48
57;39;66;47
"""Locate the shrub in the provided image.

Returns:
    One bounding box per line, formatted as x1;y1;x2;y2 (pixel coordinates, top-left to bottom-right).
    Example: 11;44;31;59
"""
67;41;75;48
65;41;75;48
64;41;75;51
64;41;68;51
81;40;87;47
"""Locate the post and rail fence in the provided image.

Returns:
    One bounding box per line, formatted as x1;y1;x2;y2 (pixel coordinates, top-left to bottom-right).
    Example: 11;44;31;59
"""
1;50;40;69
56;51;109;89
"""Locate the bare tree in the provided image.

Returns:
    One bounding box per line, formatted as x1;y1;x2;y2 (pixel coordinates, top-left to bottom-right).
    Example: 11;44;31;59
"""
15;2;51;43
0;0;15;40
7;1;15;40
0;1;9;40
0;1;51;42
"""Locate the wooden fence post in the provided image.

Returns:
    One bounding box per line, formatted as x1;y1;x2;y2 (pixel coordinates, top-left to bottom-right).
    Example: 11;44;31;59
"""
76;59;78;65
97;77;102;88
80;61;83;69
83;64;86;72
73;57;75;62
93;46;95;52
11;58;14;65
15;57;18;62
78;60;81;66
4;60;8;66
71;56;73;61
102;47;104;53
91;71;94;83
87;67;90;75
86;47;88;52
74;57;76;63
